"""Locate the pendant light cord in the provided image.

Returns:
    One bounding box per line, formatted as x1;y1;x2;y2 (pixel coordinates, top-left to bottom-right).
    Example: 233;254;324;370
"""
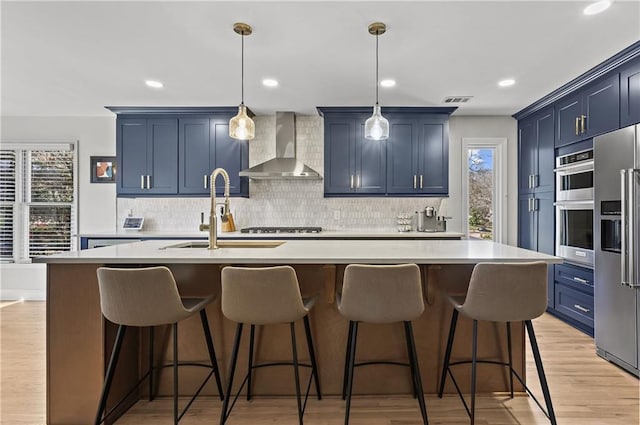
241;32;245;105
375;31;379;105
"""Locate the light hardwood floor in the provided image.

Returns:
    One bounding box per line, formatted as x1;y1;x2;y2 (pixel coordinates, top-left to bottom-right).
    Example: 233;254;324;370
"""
1;301;638;425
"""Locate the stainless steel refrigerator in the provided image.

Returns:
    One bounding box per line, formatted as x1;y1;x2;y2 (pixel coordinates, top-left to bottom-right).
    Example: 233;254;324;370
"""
594;125;640;377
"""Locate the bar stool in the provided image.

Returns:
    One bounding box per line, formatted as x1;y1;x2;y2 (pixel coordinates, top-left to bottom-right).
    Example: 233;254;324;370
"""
220;265;322;425
437;261;557;425
94;266;224;425
338;263;428;425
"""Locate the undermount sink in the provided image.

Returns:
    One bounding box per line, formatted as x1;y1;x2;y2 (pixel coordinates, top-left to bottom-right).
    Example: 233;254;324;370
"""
162;240;285;249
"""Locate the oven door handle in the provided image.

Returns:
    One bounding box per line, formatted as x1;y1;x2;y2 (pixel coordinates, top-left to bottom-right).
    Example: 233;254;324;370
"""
553;200;594;209
553;160;594;174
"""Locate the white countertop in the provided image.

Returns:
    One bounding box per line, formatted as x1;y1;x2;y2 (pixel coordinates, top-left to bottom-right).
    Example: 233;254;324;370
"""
78;230;465;239
37;239;561;265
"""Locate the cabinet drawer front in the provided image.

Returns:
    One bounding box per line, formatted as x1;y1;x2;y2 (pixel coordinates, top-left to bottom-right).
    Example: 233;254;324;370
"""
555;263;594;293
555;283;594;327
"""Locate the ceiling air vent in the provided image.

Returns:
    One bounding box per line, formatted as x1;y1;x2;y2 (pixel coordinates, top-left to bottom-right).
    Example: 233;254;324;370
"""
443;96;473;104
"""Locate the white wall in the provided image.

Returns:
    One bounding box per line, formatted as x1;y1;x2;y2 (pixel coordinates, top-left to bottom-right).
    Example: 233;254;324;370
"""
1;116;116;299
0;114;518;299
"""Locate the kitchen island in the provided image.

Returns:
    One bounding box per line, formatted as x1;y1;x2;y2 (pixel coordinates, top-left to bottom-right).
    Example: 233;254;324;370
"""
36;239;560;425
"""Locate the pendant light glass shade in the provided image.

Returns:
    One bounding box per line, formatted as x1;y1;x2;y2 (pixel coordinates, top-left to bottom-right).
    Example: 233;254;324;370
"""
364;22;389;141
229;103;255;140
229;23;255;141
364;104;389;140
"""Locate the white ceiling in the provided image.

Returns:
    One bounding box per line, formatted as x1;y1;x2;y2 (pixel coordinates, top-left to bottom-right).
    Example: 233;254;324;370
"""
2;1;639;117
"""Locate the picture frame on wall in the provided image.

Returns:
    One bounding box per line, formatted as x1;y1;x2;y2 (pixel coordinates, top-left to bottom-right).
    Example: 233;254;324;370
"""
90;156;116;183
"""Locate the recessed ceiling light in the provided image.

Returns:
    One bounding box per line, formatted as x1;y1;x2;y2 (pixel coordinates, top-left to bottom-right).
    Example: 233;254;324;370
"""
498;78;516;87
584;0;612;15
380;79;396;88
145;80;163;89
262;78;279;87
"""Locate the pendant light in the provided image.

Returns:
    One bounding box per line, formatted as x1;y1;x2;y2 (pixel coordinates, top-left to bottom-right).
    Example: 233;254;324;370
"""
229;22;255;141
364;22;389;141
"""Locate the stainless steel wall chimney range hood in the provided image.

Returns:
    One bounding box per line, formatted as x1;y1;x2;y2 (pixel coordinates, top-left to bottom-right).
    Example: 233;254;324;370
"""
239;112;322;180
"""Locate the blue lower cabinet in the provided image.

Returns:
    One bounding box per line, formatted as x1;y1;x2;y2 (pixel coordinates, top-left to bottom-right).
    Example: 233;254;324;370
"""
550;263;594;336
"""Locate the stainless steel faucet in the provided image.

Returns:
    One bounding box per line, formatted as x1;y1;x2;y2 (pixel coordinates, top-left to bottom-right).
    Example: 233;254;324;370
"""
199;168;231;249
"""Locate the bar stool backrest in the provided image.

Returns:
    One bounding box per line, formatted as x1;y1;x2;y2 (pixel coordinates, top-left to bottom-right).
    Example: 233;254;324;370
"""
340;264;424;323
460;262;548;322
221;266;308;325
97;266;191;327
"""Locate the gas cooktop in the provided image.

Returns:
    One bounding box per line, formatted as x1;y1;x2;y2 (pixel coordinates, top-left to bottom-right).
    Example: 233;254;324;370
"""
241;227;322;234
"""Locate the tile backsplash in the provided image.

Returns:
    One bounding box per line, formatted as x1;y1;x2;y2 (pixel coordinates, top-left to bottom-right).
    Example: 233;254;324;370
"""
117;115;449;232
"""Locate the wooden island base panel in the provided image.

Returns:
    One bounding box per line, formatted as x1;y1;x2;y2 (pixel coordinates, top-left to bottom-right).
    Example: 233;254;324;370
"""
40;239;560;425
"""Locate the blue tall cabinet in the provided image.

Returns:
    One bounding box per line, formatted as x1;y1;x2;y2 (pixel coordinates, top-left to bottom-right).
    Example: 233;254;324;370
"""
514;41;640;336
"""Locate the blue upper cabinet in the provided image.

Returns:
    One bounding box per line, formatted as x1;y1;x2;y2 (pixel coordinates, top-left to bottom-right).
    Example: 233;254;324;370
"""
322;113;386;195
387;115;449;195
620;58;640;127
109;107;249;197
556;74;620;146
178;115;248;196
319;107;454;197
116;117;178;195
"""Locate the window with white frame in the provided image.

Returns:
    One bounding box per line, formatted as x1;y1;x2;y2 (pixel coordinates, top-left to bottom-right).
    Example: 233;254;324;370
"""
0;142;77;263
461;138;507;243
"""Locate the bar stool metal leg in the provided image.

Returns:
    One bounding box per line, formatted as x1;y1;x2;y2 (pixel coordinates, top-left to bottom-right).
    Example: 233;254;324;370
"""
149;326;154;402
247;324;256;401
94;324;127;425
404;321;429;425
506;321;514;398
290;322;304;425
173;322;179;425
303;315;322;400
220;323;244;425
403;321;419;399
342;322;354;400
199;309;224;401
470;320;478;425
525;320;558;425
344;321;359;425
438;309;459;398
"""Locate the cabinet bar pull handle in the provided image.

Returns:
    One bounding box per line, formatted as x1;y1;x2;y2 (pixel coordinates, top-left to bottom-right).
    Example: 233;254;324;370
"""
413;175;417;189
534;198;539;211
533;174;538;188
573;276;589;284
575;117;580;135
420;175;424;189
350;174;354;189
140;175;145;189
528;198;532;212
581;115;586;134
573;304;590;313
356;174;361;188
204;175;208;189
146;175;151;189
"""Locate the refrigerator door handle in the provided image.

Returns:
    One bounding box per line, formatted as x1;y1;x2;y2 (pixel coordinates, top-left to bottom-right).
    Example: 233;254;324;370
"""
628;169;639;288
621;170;628;287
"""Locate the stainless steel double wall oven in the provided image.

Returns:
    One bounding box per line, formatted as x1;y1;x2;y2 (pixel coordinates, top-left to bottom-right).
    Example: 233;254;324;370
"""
554;149;594;268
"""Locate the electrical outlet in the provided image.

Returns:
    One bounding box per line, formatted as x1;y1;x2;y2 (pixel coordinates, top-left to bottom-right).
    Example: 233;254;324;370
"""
333;210;340;220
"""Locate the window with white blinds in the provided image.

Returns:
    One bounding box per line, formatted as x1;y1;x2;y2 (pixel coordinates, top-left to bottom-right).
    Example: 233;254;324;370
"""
0;143;77;263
